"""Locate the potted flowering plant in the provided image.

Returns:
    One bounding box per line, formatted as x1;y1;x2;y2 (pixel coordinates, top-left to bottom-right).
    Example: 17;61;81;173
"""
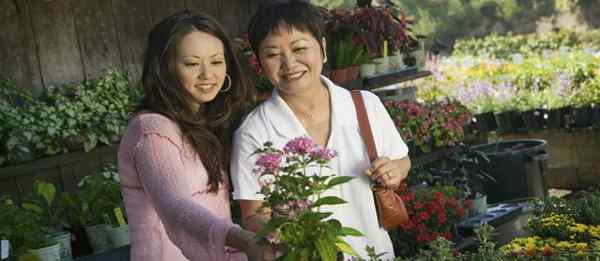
428;99;472;148
384;100;432;156
252;137;363;260
391;184;466;257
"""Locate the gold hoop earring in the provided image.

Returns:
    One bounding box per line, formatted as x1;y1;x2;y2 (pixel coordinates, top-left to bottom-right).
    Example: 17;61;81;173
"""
220;74;232;93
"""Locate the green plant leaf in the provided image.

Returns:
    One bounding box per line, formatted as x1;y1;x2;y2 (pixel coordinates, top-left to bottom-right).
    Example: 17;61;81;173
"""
316;238;338;261
335;239;359;257
313;196;347;207
22;202;43;214
35;180;56;208
326;176;354;189
341;226;364;237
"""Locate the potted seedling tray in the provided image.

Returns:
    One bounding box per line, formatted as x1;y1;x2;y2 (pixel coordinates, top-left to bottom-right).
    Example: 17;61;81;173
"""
457;203;523;235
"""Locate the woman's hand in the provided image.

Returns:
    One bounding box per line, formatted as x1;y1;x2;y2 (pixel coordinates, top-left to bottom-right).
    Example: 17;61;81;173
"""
225;226;266;261
365;156;411;189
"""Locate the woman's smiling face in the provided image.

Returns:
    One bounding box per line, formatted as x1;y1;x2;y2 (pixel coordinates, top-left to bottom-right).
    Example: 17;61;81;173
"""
174;30;227;110
258;23;325;96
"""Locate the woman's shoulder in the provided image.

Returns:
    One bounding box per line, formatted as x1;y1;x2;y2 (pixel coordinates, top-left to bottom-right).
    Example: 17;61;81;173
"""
234;100;272;136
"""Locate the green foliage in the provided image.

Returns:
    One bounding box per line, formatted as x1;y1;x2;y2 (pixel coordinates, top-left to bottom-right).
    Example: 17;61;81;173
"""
417;49;600;113
571;191;600;225
21;180;71;233
392;0;577;50
0;69;141;167
332;36;371;69
394;224;503;261
454;29;600;59
67;164;125;227
0;196;54;258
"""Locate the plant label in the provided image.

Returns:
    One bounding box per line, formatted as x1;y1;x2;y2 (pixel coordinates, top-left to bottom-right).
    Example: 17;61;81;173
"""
114;207;126;226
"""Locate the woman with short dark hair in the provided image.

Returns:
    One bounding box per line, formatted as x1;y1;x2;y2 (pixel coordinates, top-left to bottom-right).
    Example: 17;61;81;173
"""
119;10;264;261
231;1;411;260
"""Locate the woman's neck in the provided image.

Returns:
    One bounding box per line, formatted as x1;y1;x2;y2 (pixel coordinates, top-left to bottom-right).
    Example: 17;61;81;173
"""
280;83;331;127
280;82;329;117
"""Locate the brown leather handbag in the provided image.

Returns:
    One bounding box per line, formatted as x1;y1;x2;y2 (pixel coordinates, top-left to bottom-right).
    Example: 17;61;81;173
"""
351;90;409;231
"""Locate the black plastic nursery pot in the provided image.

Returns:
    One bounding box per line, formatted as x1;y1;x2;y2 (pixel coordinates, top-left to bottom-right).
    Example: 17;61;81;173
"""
521;109;544;131
471;139;549;204
545;106;571;129
546;109;562;129
593;107;600;126
495;111;525;134
473;112;498;133
572;105;592;127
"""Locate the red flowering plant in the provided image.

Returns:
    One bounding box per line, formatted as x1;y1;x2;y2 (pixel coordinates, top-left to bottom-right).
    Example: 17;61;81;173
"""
252;137;363;260
234;34;273;95
391;183;467;257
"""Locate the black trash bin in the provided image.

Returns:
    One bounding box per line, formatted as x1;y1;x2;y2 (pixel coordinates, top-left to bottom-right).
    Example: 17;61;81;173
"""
471;139;549;204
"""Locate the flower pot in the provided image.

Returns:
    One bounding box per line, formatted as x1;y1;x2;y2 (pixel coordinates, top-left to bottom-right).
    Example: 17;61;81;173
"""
389;54;404;72
412;50;426;70
345;66;360;81
84;224;110;253
572;105;592;127
495;111;517;133
28;243;61;261
545;108;562;129
360;63;376;78
593;106;600;126
106;225;129;248
473;112;497;133
521;109;544;131
329;69;347;85
374;57;390;75
48;231;72;261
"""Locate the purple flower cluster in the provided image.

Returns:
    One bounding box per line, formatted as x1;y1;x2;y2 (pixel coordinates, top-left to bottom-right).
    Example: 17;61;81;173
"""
274;199;314;220
283;137;316;155
555;72;573;97
310;147;337;161
254;152;282;174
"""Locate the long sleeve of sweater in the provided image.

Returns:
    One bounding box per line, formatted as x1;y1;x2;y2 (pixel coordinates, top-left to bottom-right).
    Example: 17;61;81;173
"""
131;115;236;260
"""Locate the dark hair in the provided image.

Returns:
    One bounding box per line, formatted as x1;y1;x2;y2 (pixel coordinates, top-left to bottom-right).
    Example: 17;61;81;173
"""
137;10;254;193
247;0;326;58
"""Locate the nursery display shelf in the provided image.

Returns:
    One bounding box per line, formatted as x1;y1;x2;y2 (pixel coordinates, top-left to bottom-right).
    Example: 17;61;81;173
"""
0;144;118;179
342;66;432;90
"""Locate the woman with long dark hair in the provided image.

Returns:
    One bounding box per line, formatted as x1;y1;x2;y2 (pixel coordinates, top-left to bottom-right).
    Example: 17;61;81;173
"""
118;10;263;261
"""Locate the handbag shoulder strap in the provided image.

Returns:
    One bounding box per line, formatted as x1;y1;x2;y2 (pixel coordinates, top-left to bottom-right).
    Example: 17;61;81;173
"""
350;90;378;163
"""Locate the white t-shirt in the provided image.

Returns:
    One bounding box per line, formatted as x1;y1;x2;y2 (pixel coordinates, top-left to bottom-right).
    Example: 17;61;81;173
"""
231;76;409;260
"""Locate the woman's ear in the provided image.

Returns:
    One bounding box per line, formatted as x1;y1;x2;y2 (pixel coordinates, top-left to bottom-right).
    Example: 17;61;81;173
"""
321;37;328;64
